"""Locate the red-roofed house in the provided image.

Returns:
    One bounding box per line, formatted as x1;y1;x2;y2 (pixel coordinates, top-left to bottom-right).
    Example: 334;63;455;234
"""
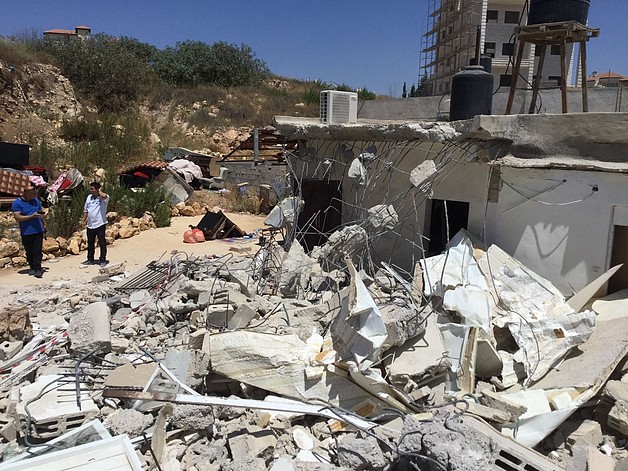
587;70;626;87
43;25;91;40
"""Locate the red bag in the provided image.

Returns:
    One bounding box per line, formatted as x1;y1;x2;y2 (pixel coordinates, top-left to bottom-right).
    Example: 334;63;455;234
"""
192;228;205;243
183;228;197;244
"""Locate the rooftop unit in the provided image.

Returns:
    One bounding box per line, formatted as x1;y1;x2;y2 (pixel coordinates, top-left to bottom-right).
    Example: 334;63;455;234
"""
320;91;358;124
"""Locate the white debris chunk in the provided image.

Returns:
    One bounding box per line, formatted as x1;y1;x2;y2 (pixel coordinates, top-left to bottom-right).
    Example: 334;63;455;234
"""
410;159;437;187
330;256;388;371
479;245;596;384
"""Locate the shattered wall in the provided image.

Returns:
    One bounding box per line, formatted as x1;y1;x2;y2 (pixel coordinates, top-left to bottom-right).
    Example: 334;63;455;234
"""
286;130;628;296
289;138;493;275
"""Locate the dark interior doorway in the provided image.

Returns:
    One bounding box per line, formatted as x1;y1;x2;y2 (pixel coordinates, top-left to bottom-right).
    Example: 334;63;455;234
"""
296;179;342;252
609;225;628;293
428;199;470;256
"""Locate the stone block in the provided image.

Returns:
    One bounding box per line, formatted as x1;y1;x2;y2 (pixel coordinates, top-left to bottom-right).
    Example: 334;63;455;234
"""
0;340;23;361
228;304;257;330
227;425;277;461
565;419;603;449
68;301;111;355
0;306;32;342
206;304;235;329
608;399;628;436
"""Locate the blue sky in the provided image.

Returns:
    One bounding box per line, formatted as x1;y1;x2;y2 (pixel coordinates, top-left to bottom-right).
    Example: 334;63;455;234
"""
0;1;626;96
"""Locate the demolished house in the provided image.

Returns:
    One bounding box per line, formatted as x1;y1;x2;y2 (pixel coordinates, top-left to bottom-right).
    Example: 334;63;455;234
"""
1;112;628;470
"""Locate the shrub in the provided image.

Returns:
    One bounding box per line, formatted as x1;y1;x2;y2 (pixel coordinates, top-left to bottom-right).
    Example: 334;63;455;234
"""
107;183;171;227
46;187;87;238
303;87;320;105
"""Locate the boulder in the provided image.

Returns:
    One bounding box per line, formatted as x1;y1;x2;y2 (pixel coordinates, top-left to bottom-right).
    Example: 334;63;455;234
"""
0;241;19;258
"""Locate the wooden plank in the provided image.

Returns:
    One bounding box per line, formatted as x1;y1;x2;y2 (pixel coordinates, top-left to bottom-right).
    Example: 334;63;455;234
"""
505;40;526;115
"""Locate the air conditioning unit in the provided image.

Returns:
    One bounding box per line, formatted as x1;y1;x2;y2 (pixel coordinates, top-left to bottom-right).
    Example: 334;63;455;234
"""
320;90;358;124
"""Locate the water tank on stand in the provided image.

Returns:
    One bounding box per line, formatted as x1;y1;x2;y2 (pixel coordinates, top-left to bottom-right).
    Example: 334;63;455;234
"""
528;0;590;25
449;66;493;121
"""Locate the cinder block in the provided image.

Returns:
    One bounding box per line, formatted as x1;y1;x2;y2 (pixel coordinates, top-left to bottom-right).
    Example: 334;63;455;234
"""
0;340;23;361
16;375;98;439
0;413;18;441
463;415;564;471
608;400;628;436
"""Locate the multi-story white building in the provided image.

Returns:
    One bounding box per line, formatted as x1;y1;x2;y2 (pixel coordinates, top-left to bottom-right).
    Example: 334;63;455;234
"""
421;0;577;96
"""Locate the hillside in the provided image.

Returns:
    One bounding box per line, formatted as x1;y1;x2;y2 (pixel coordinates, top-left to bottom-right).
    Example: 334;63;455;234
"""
0;57;326;175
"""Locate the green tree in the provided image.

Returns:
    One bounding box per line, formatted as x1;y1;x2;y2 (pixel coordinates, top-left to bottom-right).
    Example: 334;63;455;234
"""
417;73;432;97
153;40;270;87
207;42;270;87
153;40;215;86
409;83;417;97
39;33;154;111
402;81;407;98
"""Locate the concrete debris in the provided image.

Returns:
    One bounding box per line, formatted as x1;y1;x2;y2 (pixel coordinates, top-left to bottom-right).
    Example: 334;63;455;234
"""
1;223;627;471
264;197;304;230
410;159;438;189
311;225;368;267
367;204;398;230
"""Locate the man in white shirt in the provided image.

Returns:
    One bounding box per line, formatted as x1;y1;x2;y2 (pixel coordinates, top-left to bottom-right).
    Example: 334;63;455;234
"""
81;182;109;267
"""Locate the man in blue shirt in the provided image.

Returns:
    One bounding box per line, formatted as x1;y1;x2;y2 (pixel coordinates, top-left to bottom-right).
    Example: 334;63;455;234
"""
11;183;46;278
81;182;109;267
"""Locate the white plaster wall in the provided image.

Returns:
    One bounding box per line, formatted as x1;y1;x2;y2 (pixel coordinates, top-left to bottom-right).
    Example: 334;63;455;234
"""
489;167;628;294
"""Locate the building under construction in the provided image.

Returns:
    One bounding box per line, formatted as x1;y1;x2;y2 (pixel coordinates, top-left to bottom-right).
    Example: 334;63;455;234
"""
421;0;579;96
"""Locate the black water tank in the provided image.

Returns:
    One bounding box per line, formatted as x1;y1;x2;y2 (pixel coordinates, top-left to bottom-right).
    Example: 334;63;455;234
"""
528;0;590;25
449;66;493;121
470;55;493;73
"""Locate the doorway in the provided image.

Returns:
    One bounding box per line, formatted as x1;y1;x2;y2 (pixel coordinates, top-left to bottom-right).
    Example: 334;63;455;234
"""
609;225;628;293
428;199;470;256
296;179;342;252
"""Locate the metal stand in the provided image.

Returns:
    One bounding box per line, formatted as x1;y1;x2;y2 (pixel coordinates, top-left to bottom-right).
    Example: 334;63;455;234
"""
505;21;599;114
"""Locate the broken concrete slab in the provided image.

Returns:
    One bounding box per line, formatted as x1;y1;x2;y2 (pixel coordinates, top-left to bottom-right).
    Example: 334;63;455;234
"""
567;264;623;312
279;240;313;297
104;362;158;389
104;408;154;437
592;288;628;321
366;204;398;230
378;302;426;351
208;331;387;415
228;304;258;330
384;311;449;390
227;425;277;462
337;434;388;470
67;301;112;355
311;225;368;267
532;315;628;397
16;374;99;439
330;256;387;370
0;434;143;470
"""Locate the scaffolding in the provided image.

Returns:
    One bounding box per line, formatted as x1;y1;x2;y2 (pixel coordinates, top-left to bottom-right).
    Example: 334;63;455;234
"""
421;0;485;96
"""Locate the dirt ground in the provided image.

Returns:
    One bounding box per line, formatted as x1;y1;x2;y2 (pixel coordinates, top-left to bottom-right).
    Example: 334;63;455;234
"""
0;212;267;307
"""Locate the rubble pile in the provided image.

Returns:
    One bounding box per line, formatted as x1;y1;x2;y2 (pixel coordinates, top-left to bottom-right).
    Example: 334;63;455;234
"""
0;215;627;470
